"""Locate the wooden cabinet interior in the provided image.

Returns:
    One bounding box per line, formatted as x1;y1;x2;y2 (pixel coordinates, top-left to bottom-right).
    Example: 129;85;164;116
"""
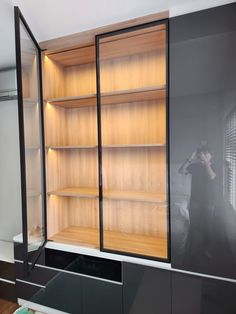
99;23;168;259
42;21;168;259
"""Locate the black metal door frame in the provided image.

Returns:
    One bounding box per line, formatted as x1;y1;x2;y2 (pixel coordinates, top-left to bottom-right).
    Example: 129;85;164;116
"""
14;6;47;273
95;18;171;262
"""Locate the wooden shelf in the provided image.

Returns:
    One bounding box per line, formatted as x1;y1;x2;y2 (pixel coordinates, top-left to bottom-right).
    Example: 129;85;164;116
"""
102;86;166;105
47;145;97;150
47;94;97;109
46;86;166;109
48;187;166;204
103;143;165;149
47;45;96;67
49;226;167;258
48;187;98;198
49;226;99;249
47;143;165;150
104;190;166;204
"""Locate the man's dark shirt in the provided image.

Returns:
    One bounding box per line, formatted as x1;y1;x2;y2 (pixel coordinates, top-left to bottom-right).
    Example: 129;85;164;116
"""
187;161;216;206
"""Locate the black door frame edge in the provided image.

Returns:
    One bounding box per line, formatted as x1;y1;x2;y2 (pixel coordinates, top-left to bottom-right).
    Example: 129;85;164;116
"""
95;18;171;263
14;6;47;273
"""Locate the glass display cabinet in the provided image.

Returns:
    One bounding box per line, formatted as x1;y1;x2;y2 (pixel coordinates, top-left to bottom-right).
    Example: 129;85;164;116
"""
15;6;169;269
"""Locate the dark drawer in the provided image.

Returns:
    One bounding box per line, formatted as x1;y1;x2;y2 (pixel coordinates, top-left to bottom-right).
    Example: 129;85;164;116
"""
15;262;58;286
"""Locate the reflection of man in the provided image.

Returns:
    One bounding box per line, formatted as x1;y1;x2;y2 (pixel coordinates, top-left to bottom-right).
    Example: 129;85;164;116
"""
179;145;217;269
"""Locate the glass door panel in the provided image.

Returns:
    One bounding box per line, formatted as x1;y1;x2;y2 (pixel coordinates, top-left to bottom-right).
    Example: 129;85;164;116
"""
97;21;169;260
15;7;46;266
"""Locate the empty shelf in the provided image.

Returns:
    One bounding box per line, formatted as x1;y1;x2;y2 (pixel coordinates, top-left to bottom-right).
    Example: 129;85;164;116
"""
46;45;96;67
103;143;166;148
47;94;97;108
102;86;166;105
47;145;97;150
50;226;99;249
49;226;167;258
47;143;165;149
48;187;165;203
104;190;166;204
46;86;166;109
48;187;98;198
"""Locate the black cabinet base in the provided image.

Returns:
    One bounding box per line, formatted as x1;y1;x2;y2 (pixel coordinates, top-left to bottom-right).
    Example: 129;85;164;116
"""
0;280;16;303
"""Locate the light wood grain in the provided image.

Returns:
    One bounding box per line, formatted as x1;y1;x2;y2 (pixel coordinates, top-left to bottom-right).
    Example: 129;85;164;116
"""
103;144;166;148
102;147;167;194
46;149;98;192
100;52;166;93
47;145;97;149
104;190;166;203
48;186;166;203
47;45;95;66
46;144;165;149
49;226;167;258
103;199;167;237
99;29;166;60
47;94;97;109
65;63;96;97
45;103;97;146
102;86;166;106
46;86;165;109
40;11;168;52
42;55;65;99
68;198;99;229
101;99;166;145
50;225;99;248
104;229;167;258
47;195;69;237
99;24;165;44
44;103;67;146
48;187;98;198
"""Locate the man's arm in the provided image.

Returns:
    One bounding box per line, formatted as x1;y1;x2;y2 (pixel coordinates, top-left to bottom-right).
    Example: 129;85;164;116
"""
178;152;196;175
201;153;216;180
205;163;216;180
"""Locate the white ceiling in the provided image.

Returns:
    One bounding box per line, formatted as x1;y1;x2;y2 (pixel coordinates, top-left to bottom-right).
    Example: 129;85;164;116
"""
0;0;235;69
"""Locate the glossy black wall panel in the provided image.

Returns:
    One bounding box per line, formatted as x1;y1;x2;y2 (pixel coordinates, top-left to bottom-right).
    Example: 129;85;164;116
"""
0;261;15;282
15;262;58;286
82;277;122;314
170;3;236;278
123;263;171;314
31;272;83;313
16;281;41;301
172;272;236;314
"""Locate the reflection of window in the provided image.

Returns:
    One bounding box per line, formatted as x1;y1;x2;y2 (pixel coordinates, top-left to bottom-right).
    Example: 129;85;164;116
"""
225;106;236;211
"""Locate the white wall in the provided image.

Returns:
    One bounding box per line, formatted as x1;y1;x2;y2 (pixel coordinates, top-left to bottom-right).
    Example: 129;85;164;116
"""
0;99;22;242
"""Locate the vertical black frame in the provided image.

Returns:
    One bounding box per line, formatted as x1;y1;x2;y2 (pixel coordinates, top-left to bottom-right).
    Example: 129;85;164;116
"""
14;6;47;272
95;18;170;262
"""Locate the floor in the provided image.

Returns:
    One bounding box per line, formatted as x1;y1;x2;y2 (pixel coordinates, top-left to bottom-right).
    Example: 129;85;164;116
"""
0;299;19;314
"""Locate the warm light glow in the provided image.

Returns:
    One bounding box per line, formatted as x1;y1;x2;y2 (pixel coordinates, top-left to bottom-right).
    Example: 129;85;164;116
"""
46;102;52;108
